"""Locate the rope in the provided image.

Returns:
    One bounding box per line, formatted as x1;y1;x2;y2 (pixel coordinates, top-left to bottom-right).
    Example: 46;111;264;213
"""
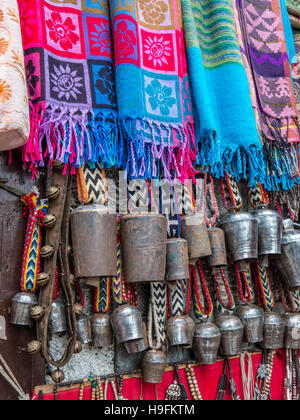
214;267;235;311
240;352;254;401
191;262;213;321
235;264;255;304
0;354;30;400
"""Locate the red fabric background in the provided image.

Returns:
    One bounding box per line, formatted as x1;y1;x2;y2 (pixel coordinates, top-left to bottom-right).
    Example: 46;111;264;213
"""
32;351;287;401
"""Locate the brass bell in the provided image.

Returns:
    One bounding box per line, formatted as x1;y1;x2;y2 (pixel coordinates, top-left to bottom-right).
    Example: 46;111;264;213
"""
111;305;143;345
49;300;67;335
143;350;167;384
27;340;41;355
47;186;60;200
74;304;84;317
51;369;65;384
52;160;64;170
216;314;244;356
74;341;83;354
10;292;38;326
166;238;189;281
37;272;50;287
207;227;227;268
181;213;212;264
77;314;92;345
43;214;57;229
166;315;195;349
91;314;113;348
30;305;45;321
40;245;54;259
260;312;285;350
193;321;221;364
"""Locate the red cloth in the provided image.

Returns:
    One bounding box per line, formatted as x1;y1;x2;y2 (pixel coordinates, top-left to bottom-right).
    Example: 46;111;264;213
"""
32;351;286;401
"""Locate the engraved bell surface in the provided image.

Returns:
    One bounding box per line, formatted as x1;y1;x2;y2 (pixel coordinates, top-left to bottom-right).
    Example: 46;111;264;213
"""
10;292;38;327
193;322;221;364
216;314;244;356
235;304;264;344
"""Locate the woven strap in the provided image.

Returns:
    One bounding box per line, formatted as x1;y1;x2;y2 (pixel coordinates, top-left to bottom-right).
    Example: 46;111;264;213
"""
128;179;150;212
248;183;269;209
235;263;255;304
220;173;243;210
76;163;107;205
94;277;111;313
252;262;275;311
149;282;167;350
191;261;213;320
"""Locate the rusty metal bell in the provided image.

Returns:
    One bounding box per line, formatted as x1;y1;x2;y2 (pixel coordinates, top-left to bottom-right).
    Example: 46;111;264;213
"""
111;304;143;345
193;321;221;364
49;300;67;335
77;314;92;345
282;313;300;349
253;210;283;267
166;238;189;281
276;219;300;288
142;350;167;384
207;227;227;267
235;304;264;344
220;212;258;272
216;314;244;356
91;314;113;348
71;204;117;279
260;312;285;350
181;214;212;264
10;292;38;326
123;322;149;354
166;315;195;349
120;213;167;283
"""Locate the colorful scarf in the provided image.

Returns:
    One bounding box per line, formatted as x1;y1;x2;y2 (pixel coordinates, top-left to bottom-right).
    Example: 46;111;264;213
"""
286;0;300;31
18;0;196;181
0;1;29;152
181;0;265;188
236;0;300;190
292;35;300;121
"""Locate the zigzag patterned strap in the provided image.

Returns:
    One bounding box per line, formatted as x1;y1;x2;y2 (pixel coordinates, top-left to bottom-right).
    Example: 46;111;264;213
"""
21;193;47;293
76;163;107;205
94;277;111;313
235;263;255;304
150;282;167;350
252;262;275;311
128;179;150;212
220;172;243;210
248;183;269;209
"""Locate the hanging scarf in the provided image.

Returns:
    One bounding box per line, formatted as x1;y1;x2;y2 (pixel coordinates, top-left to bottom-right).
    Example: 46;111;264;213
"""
0;1;29;152
235;0;300;191
181;0;265;188
18;0;196;181
292;35;300;121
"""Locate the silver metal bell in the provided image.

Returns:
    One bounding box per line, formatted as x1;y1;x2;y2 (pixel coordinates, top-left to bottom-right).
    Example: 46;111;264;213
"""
193;322;221;364
253;210;283;267
276;219;300;288
91;314;113;348
220;212;258;272
260;312;285;350
142;350;167;384
10;292;38;326
166;315;195;349
77;314;92;345
49;300;67;334
166;238;189;281
235;304;264;344
181;213;212;263
123;322;148;354
207;227;227;268
215;314;244;356
111;304;143;345
282;313;300;349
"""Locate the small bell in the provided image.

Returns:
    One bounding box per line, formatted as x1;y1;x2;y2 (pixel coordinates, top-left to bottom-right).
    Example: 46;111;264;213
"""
142;350;167;384
10;292;38;326
27;340;41;355
40;245;54;259
91;314;113;348
43;214;57;229
181;214;212;263
123;322;148;354
216;314;244;356
30;305;45;321
111;305;143;345
47;186;60;200
77;314;92;345
166;238;189;281
166;315;195;350
51;369;65;384
207;227;227;268
282;313;300;349
220;212;258;272
235;304;264;344
49;300;67;335
193;321;221;364
260;312;285;350
52;160;64;170
74;341;83;354
74;304;84;317
37;272;50;287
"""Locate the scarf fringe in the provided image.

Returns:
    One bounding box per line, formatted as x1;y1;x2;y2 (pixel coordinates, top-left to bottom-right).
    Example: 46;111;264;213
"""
197;129;300;191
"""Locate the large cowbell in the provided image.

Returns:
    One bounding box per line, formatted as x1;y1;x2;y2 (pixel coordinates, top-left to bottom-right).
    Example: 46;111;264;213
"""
253;210;283;267
121;213;167;283
91;314;113;348
282;313;300;349
215;314;244;356
166;238;189;282
220;212;258;272
181;214;212;264
260;312;285;350
193;322;221;364
49;300;67;335
166;315;195;349
142;350;167;384
235;304;264;344
10;292;38;327
207;227;227;268
71;204;117;279
111;304;143;345
276;219;300;288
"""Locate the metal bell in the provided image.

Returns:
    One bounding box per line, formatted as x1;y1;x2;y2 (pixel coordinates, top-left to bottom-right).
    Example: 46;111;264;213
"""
253;210;283;267
71;204;117;278
166;238;189;281
47;186;60;200
215;314;244;356
207;227;227;267
166;315;195;349
193;322;221;364
77;314;92;345
235;304;264;344
142;350;167;384
181;214;212;263
10;292;38;326
282;313;300;349
49;300;67;334
123;322;149;354
91;314;113;348
220;212;258;272
43;214;57;229
120;213;167;283
260;312;285;350
111;305;143;345
276;219;300;288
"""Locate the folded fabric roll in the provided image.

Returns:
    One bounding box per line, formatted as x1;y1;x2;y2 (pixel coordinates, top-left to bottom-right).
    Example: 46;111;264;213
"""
286;0;300;30
0;1;29;152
